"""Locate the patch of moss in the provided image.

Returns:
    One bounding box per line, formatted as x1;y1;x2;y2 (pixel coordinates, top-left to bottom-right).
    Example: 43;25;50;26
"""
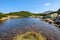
13;32;46;40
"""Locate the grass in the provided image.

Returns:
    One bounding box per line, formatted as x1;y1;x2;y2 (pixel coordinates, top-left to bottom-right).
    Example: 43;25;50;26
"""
13;32;46;40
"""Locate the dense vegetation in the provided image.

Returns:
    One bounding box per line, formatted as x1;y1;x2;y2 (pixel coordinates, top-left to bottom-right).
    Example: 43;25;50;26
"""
8;11;33;17
0;13;7;19
0;11;33;19
57;9;60;14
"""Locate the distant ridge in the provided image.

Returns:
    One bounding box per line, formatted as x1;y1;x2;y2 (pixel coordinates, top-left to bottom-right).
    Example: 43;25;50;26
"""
43;11;53;14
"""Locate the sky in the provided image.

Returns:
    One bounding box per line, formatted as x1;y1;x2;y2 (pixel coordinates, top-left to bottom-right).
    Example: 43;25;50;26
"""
0;0;60;13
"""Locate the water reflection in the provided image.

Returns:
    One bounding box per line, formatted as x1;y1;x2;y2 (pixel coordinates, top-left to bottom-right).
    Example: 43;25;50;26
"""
0;18;60;40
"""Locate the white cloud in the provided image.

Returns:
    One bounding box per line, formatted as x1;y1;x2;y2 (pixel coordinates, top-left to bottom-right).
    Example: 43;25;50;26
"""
44;3;51;6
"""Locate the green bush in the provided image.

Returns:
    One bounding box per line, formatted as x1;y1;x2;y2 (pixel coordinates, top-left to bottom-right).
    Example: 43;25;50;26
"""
0;13;7;19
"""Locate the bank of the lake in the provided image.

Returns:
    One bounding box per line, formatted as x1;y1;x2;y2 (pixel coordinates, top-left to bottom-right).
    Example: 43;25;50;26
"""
0;15;20;21
42;18;60;28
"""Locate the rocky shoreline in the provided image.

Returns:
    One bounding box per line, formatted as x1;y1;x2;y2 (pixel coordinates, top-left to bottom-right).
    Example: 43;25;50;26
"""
42;18;60;28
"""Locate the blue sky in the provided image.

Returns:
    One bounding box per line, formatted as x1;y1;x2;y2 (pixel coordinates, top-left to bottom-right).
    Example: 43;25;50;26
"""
0;0;60;13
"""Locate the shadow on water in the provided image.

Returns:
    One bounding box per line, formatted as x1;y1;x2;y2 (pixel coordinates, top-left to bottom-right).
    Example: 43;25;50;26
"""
0;17;60;40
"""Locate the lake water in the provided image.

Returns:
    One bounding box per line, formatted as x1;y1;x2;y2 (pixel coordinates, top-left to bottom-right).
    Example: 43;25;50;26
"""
0;17;60;40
